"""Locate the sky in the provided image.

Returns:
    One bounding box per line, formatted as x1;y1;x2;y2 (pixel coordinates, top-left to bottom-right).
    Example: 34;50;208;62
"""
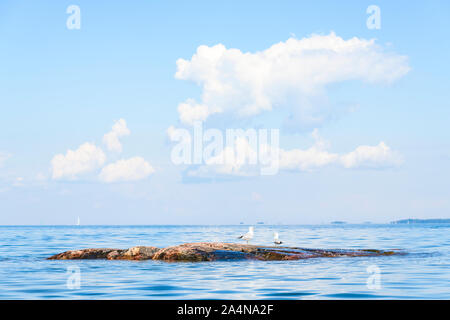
0;0;449;225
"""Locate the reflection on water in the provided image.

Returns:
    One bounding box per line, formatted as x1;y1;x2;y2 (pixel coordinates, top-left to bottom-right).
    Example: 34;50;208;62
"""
0;224;449;299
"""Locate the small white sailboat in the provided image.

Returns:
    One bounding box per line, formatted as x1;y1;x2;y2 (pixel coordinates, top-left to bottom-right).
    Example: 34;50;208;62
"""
77;216;80;226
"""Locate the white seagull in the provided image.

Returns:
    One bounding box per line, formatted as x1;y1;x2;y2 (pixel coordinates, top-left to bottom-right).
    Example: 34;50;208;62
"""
273;232;283;245
238;226;254;244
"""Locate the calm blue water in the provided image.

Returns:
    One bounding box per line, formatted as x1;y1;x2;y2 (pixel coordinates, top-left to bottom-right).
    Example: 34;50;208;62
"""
0;224;449;299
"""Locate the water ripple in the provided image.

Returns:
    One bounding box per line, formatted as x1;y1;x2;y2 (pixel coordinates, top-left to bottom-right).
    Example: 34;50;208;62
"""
0;224;449;299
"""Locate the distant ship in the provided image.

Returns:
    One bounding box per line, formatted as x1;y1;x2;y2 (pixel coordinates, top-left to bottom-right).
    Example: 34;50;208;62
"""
331;221;347;225
257;221;264;225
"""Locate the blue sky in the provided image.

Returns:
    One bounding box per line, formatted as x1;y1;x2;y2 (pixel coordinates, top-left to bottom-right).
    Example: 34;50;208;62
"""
0;0;449;224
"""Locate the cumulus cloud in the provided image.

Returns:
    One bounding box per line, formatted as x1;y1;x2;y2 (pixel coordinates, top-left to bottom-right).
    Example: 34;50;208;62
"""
188;137;259;177
340;142;403;169
276;129;336;171
99;157;155;183
103;119;130;152
278;146;338;171
188;130;402;177
50;119;157;182
167;125;181;142
51;143;106;180
279;141;402;171
167;126;176;140
177;99;219;126
175;32;410;127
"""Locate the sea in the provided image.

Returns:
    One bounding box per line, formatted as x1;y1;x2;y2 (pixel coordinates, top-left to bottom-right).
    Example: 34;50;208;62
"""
0;224;449;299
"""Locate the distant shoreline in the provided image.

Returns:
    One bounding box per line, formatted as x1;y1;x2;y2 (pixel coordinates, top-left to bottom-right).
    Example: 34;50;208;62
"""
391;219;450;224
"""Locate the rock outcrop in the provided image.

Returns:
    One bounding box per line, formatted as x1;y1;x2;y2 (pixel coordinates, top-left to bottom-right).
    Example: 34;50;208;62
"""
47;246;160;261
47;242;402;262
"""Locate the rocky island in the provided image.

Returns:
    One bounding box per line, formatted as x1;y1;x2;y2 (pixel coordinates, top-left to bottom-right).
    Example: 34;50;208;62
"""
47;242;403;262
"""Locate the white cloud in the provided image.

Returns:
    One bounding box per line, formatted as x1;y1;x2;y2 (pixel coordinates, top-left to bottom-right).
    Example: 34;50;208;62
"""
277;129;338;171
175;32;410;127
188;130;402;177
187;137;259;177
177;99;218;126
340;142;403;169
99;157;155;183
279;142;402;171
278;133;403;171
167;125;176;140
51;143;106;180
167;125;193;146
278;146;338;171
103;119;130;153
50;119;158;182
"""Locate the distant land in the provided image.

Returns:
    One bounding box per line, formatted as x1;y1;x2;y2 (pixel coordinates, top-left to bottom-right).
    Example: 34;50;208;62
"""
331;221;347;225
391;219;450;224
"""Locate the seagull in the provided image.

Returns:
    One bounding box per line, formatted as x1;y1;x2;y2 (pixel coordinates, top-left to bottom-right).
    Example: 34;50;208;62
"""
273;232;283;245
238;226;254;244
